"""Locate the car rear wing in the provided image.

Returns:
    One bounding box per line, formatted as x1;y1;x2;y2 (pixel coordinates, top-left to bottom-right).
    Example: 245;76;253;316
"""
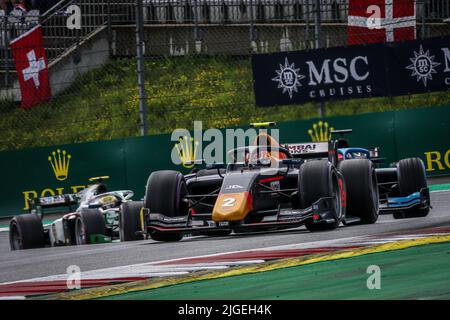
27;194;79;215
284;142;330;159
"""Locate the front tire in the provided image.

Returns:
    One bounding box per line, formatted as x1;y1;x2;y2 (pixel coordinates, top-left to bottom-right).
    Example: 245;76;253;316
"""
119;201;144;241
10;214;45;250
144;171;186;242
338;159;379;224
75;209;106;245
394;158;429;219
299;160;343;232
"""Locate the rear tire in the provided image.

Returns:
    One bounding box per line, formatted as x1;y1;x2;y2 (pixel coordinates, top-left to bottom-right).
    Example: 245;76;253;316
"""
120;201;144;241
299;160;342;232
394;158;429;219
75;209;106;245
338;159;379;224
144;171;186;241
9;214;45;250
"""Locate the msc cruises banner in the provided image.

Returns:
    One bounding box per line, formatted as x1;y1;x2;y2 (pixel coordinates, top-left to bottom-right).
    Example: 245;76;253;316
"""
252;36;450;107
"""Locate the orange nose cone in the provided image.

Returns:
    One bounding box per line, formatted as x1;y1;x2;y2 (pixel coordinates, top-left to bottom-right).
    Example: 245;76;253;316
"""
212;192;253;222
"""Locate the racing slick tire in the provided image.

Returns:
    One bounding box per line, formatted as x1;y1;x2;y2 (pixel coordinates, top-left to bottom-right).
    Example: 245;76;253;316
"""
75;208;107;245
144;170;187;242
338;159;379;224
119;201;144;241
9;214;45;250
393;158;429;219
299;160;343;232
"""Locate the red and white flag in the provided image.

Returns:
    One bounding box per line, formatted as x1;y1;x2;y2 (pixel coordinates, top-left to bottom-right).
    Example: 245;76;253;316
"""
10;25;52;109
347;0;416;45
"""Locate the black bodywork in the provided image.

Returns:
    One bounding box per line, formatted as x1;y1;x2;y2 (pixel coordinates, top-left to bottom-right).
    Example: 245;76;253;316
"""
144;143;345;236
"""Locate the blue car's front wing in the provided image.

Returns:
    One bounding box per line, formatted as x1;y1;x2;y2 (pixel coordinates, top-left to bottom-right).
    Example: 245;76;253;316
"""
379;188;430;213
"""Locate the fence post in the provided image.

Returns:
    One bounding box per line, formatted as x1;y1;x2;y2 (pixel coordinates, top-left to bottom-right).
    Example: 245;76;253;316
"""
420;0;426;39
314;0;325;118
193;0;199;38
73;0;81;64
249;0;257;50
193;0;202;53
136;0;148;136
314;0;321;49
305;0;310;48
107;0;113;57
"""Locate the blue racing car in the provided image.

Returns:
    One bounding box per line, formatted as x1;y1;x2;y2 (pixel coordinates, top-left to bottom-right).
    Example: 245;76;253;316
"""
284;128;431;221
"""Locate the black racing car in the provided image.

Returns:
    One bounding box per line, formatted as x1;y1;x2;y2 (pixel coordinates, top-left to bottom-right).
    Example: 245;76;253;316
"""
120;123;389;242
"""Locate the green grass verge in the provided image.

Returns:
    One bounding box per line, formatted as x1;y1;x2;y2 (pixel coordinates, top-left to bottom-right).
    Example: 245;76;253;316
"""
1;56;449;151
429;183;450;192
100;242;450;300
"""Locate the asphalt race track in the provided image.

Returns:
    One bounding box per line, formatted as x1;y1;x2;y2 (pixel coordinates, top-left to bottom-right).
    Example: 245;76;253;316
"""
0;190;449;284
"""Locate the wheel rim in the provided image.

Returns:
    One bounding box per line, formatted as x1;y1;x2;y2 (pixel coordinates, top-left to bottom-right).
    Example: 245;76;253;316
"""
176;178;189;216
10;225;22;250
75;218;86;245
371;170;379;214
331;173;342;222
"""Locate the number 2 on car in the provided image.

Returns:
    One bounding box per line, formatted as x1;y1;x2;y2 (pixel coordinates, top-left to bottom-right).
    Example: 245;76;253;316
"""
222;197;236;207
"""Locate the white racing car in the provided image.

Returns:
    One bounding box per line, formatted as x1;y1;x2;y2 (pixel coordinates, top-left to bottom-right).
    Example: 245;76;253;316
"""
9;176;142;250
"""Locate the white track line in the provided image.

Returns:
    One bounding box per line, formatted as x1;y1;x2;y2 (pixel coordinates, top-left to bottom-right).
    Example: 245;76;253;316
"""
0;234;403;286
1;221;449;287
0;296;26;300
430;189;450;193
